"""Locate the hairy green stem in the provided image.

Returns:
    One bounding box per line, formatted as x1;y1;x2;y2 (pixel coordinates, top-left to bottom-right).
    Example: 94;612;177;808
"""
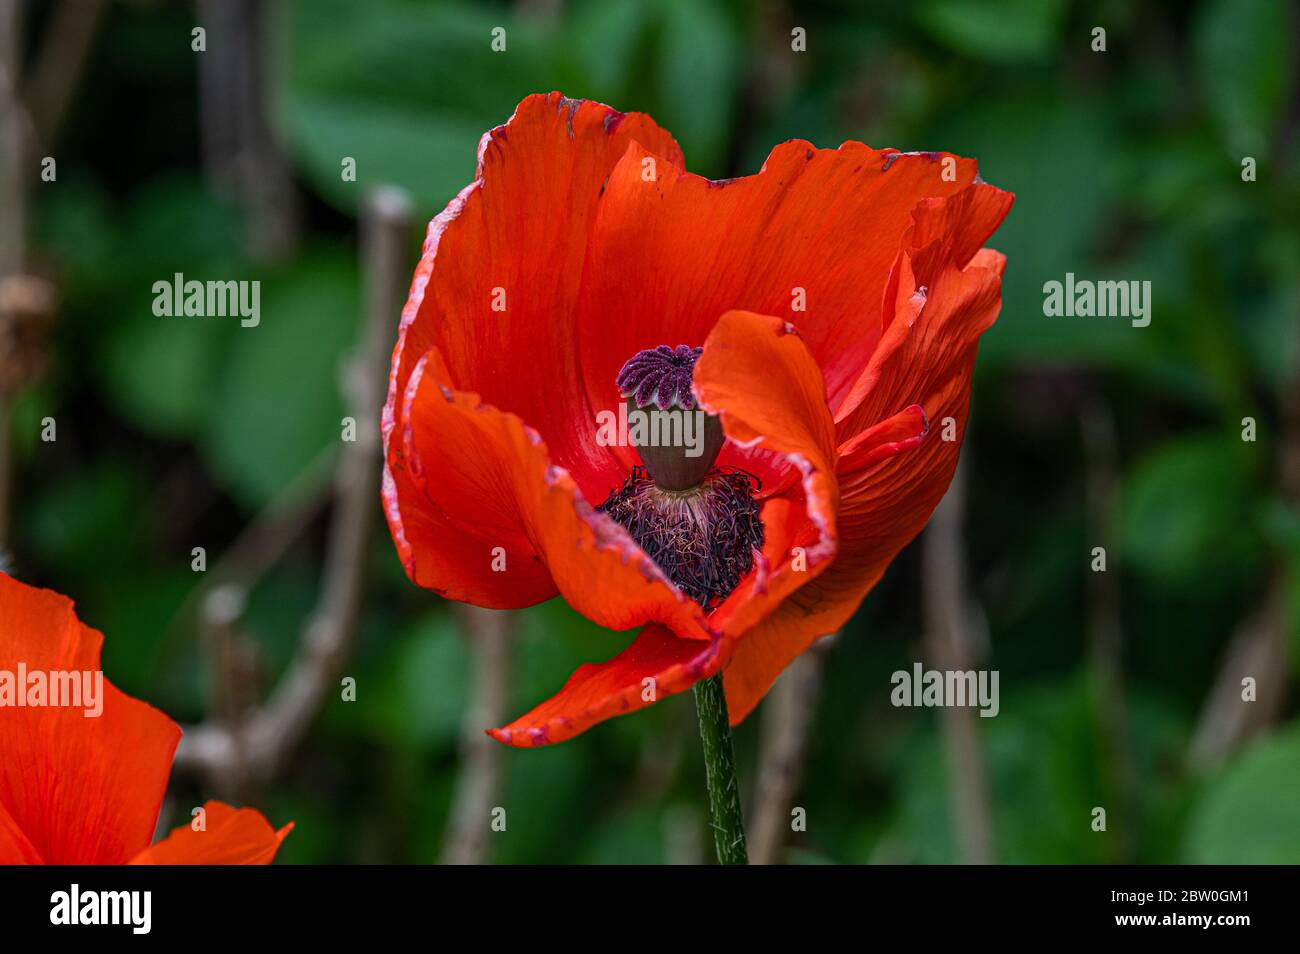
693;673;748;864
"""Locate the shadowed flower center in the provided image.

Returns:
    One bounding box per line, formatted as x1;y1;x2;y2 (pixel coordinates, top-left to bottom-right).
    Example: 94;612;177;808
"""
598;345;765;610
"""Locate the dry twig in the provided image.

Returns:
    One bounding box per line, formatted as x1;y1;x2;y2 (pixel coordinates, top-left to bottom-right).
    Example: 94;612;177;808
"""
440;605;513;865
23;0;108;151
1189;316;1300;768
0;0;28;552
921;458;996;864
748;636;833;864
174;187;412;786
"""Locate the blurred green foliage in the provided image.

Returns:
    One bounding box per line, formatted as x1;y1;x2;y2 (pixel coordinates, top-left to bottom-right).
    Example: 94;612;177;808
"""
10;0;1299;863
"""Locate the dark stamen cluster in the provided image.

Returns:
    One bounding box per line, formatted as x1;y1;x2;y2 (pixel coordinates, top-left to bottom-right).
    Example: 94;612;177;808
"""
598;467;765;610
616;344;703;410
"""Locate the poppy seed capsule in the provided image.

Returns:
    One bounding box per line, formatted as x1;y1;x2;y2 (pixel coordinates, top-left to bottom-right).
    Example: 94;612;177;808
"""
616;345;724;490
600;345;764;608
621;398;725;490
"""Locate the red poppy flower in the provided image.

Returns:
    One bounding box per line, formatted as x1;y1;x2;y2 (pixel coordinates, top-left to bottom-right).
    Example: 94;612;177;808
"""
0;572;291;864
383;92;1013;747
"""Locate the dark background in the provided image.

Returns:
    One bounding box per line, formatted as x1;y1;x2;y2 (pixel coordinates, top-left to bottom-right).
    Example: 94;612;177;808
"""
2;0;1297;863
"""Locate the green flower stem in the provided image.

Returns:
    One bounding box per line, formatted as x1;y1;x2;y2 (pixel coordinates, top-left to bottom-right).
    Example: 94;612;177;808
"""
693;673;748;865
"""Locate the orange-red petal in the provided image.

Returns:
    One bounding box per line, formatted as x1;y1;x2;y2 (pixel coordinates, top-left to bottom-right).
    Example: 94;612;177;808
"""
384;94;686;605
836;404;929;472
694;311;840;639
575;141;988;435
385;93;683;509
835;184;1013;433
0;799;42;864
385;352;557;608
489;624;721;747
397;349;711;637
130;801;292;865
722;186;1013;723
0;572;179;864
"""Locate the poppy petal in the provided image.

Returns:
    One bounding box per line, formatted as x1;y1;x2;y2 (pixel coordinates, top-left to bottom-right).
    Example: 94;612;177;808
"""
693;310;841;639
576;140;988;432
130;801;292;865
489;624;721;747
722;190;1011;723
716;407;929;724
0;799;42;864
385;350;558;607
397;349;713;637
836;404;928;471
385;92;683;523
0;573;180;864
835;182;1014;433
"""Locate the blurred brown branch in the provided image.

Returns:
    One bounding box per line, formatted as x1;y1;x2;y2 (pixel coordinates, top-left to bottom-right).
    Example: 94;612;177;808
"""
1081;398;1137;862
748;635;832;865
0;0;26;276
0;0;28;553
174;187;412;788
0;0;95;553
198;0;299;261
440;605;512;865
1188;584;1291;770
1189;334;1300;769
922;458;996;864
160;446;333;652
23;0;108;151
197;583;258;801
